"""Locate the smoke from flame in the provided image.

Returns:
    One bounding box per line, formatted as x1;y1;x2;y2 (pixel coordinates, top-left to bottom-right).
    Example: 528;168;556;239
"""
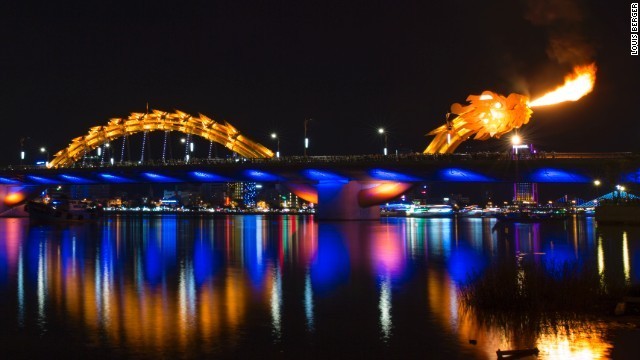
529;63;596;107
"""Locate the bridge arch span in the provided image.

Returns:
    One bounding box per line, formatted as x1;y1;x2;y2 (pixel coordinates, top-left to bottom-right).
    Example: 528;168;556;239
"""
48;109;274;168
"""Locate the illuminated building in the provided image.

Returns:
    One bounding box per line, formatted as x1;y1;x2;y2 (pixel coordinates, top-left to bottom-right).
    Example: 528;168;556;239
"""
513;183;538;204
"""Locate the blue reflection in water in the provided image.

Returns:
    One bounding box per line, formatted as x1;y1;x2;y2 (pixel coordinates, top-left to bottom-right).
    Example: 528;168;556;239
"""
193;226;220;287
139;217;179;287
448;242;487;285
144;231;163;286
311;224;350;295
243;216;268;289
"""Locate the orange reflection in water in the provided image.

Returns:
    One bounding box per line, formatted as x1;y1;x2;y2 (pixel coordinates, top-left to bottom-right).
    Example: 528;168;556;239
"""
31;236;255;355
427;266;612;359
425;220;613;359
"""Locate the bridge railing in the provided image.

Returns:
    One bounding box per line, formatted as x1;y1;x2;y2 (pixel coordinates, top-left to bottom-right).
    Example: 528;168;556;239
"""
2;152;638;171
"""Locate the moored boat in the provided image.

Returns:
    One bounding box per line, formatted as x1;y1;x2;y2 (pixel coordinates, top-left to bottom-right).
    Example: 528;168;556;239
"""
406;204;454;218
458;205;483;217
595;201;640;225
25;191;103;222
496;207;568;222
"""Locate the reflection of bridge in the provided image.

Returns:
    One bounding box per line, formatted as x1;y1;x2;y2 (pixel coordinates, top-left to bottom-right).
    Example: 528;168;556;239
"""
3;109;640;219
3;153;640;219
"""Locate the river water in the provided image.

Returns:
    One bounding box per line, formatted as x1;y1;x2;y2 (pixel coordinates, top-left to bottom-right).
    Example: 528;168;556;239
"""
0;215;638;359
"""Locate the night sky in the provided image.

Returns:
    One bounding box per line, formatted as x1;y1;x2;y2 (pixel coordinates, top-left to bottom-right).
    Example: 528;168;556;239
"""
0;0;637;165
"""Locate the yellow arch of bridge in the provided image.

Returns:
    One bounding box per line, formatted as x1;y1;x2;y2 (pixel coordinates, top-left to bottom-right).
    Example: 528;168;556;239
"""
48;109;274;168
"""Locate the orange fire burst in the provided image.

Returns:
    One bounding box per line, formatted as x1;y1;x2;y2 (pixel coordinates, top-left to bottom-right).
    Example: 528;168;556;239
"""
529;63;597;107
424;63;597;154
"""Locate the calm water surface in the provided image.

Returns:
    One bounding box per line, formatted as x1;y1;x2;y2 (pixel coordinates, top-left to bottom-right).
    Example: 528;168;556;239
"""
0;215;638;359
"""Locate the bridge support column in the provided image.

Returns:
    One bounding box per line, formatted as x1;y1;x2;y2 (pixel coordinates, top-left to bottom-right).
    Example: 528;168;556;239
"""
316;181;380;220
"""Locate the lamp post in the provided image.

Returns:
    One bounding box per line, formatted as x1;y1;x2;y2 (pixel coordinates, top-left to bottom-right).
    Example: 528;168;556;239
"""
40;147;49;167
181;137;189;162
271;133;280;158
593;179;601;203
378;128;387;156
19;137;27;165
304;118;311;157
511;134;522;155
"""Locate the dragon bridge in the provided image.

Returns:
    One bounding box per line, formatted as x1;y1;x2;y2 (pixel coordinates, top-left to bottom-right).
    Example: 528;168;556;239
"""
48;110;274;168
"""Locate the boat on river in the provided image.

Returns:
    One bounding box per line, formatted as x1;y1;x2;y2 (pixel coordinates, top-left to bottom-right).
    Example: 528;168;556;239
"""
595;201;640;225
25;191;103;222
496;207;568;223
406;204;454;218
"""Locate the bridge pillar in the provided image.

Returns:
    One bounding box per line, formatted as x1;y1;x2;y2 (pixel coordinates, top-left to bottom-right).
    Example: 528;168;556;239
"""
316;181;380;220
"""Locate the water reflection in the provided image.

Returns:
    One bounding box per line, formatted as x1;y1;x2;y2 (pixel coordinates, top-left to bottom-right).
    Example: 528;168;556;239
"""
0;216;638;358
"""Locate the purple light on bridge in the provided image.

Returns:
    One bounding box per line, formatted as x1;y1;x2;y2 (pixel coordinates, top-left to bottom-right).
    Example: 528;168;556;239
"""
189;171;229;182
623;170;640;183
26;175;58;184
302;169;348;182
0;177;20;185
369;169;420;182
529;168;589;183
99;173;134;183
60;174;94;184
437;168;494;182
244;170;280;182
143;172;181;183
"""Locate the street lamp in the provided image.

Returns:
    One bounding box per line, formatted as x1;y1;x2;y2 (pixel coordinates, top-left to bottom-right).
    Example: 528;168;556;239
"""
180;138;189;162
511;134;522;153
271;133;280;158
304;118;312;156
592;179;601;201
40;147;49;167
378;128;387;156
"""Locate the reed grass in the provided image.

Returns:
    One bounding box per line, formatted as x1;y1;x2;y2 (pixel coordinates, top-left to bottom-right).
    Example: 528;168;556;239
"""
459;259;629;315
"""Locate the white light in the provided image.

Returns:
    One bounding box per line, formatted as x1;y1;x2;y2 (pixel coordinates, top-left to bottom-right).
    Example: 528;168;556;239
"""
305;138;309;149
593;180;601;186
97;147;102;156
40;147;46;153
105;143;110;148
383;147;387;156
20;151;25;160
190;142;194;152
271;133;277;139
181;138;186;143
511;134;521;145
276;151;280;158
378;128;385;134
186;154;190;162
110;157;114;165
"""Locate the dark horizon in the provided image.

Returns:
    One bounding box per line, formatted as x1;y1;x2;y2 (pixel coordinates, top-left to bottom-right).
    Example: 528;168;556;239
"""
1;1;637;165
